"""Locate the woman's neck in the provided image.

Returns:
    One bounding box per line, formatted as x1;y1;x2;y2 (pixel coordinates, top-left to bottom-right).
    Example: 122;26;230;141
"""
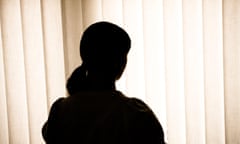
86;74;116;91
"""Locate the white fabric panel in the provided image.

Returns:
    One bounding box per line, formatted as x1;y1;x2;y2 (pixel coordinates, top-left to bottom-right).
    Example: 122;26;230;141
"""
223;0;240;143
20;0;48;143
102;0;123;26
122;0;146;101
41;0;66;108
0;0;30;143
203;0;225;143
182;0;205;143
163;0;186;143
142;0;167;138
0;20;9;144
61;0;83;79
82;0;103;29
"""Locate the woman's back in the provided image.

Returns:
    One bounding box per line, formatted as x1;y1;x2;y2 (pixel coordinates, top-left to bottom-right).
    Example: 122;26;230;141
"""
43;91;165;144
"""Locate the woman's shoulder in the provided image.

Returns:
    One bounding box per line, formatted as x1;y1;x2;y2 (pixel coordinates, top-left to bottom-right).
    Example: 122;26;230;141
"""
48;97;65;109
115;91;165;142
114;91;152;113
48;97;66;116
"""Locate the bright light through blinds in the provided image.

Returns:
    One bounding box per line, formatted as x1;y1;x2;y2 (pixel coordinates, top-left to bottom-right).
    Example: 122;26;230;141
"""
1;0;240;144
1;1;30;143
163;0;186;142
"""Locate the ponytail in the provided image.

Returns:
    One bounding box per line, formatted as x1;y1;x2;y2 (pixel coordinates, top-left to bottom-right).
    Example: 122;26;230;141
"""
66;63;87;95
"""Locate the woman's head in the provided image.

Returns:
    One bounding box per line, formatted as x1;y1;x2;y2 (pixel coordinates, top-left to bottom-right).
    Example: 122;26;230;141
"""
80;21;131;80
67;21;131;94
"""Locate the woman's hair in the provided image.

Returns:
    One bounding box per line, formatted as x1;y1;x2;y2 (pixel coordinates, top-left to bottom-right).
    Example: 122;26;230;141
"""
67;21;131;95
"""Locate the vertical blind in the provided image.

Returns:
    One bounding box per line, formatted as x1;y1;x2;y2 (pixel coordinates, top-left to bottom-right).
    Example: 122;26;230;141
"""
0;0;240;143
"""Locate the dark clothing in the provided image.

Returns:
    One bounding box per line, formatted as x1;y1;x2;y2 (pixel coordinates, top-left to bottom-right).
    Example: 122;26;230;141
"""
42;91;165;144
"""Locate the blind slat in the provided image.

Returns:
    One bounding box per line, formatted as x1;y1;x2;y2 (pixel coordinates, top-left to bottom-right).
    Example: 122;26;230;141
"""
0;18;9;144
20;0;48;143
163;0;186;143
41;0;66;108
0;0;30;143
182;0;205;143
203;0;225;143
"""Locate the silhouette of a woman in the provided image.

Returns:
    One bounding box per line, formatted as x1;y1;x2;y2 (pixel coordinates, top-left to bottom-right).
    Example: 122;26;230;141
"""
42;21;165;144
